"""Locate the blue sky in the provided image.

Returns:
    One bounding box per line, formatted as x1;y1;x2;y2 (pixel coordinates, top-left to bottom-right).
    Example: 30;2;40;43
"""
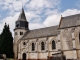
0;0;80;35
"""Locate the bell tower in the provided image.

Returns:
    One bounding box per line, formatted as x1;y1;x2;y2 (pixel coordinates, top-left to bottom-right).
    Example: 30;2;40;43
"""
14;8;29;41
14;8;29;60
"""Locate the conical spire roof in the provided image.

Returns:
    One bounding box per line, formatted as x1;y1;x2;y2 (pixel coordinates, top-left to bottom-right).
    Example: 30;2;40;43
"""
18;8;27;21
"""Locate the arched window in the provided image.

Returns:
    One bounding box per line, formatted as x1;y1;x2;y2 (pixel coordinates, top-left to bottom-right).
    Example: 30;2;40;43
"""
32;43;35;51
41;42;45;50
52;40;56;49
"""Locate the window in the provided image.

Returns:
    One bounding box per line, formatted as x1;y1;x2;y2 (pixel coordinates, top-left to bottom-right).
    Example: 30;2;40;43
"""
20;32;23;35
52;40;56;49
41;42;45;50
16;24;19;27
32;43;35;51
15;32;17;35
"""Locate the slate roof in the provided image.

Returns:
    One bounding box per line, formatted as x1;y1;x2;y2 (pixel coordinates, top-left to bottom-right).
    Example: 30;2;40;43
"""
59;14;80;28
21;25;58;40
18;8;27;21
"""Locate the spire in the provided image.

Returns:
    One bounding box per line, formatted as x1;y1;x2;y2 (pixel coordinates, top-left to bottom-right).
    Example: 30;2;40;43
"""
18;7;27;21
22;7;24;13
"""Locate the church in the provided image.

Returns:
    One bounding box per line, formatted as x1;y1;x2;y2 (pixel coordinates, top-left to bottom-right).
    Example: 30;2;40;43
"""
13;8;80;60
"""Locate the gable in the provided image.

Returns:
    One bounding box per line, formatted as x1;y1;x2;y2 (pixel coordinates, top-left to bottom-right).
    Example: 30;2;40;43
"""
59;14;80;28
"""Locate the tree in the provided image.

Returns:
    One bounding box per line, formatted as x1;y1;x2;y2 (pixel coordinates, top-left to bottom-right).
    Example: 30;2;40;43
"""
0;23;14;58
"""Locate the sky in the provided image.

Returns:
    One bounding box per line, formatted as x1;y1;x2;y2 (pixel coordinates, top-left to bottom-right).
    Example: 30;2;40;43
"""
0;0;80;36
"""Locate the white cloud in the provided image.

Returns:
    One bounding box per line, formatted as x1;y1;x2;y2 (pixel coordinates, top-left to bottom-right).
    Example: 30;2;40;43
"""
25;11;40;21
1;0;29;10
26;0;60;12
61;9;80;17
29;23;45;30
44;9;59;16
0;13;19;36
0;0;61;15
0;0;61;18
1;0;80;38
43;14;60;27
43;9;80;27
0;9;80;34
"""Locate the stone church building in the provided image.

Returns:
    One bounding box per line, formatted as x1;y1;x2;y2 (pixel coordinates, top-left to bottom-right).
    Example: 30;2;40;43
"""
14;8;80;60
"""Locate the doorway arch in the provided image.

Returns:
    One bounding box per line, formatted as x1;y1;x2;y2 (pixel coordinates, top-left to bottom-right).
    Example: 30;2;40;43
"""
22;53;26;60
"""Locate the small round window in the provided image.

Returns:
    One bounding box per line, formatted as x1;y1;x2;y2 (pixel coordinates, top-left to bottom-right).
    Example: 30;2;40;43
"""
23;42;26;45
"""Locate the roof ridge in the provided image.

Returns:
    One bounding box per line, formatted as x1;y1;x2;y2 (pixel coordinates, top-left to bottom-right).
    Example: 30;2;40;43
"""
59;13;80;28
62;13;80;18
30;25;58;31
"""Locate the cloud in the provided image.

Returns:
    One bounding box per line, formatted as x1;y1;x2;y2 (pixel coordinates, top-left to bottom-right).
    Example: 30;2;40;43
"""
0;0;61;15
43;9;80;27
43;14;60;27
27;0;60;10
25;11;40;22
0;0;29;11
1;0;80;38
0;13;19;36
29;23;45;30
0;0;29;15
0;11;40;36
0;9;80;33
44;9;59;16
0;0;61;29
61;9;80;17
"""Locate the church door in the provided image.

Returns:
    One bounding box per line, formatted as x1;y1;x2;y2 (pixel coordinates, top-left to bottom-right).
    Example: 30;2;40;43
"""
22;53;26;60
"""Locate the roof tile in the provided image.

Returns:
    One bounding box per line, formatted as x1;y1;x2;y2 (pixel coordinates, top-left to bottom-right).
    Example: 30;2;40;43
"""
21;25;58;39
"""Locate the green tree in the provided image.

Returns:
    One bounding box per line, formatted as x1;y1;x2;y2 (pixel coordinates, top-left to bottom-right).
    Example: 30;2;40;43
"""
0;23;14;58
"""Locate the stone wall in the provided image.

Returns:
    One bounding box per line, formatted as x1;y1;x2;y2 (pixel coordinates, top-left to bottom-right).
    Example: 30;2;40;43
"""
17;26;80;60
59;26;80;59
18;36;59;60
14;29;27;60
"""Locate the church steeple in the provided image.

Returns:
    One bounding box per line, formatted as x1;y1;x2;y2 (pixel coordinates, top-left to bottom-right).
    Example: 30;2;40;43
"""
18;8;27;21
14;7;29;60
15;8;29;30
